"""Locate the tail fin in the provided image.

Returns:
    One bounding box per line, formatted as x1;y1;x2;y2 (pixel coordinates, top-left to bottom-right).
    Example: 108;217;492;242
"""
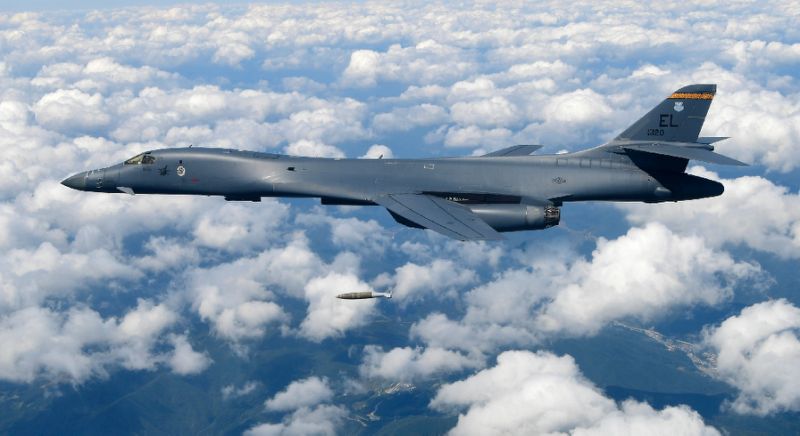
615;84;716;143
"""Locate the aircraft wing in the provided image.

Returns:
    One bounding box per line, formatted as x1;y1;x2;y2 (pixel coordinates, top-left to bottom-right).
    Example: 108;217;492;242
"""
373;193;504;241
482;144;543;157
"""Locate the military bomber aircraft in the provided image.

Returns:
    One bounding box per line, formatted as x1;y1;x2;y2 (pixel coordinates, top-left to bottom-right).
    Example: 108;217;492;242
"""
62;84;745;241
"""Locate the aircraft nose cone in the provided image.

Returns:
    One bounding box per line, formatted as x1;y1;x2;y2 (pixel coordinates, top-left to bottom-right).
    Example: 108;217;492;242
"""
61;172;86;191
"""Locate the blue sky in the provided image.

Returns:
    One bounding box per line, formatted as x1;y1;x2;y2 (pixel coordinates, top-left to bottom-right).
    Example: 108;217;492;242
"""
1;1;799;434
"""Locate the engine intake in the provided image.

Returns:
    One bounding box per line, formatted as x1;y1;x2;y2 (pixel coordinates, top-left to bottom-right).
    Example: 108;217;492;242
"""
466;204;560;232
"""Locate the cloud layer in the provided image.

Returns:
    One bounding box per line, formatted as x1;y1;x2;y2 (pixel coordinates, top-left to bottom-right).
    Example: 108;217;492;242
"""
703;299;800;415
0;300;206;383
247;377;344;436
411;223;759;354
622;167;800;259
431;350;720;435
0;1;797;433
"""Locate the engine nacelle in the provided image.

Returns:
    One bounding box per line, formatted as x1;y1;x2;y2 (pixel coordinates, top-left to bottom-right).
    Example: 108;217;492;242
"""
467;204;560;232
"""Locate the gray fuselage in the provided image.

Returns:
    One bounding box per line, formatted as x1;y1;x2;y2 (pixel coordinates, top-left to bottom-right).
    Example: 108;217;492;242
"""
61;83;736;240
64;146;722;207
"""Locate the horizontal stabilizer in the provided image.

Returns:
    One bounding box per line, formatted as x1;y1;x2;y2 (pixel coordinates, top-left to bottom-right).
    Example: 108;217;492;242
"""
374;193;504;241
482;144;543;157
696;136;730;144
623;143;747;166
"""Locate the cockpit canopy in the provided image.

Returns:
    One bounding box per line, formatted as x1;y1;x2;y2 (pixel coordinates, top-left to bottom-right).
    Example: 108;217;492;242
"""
124;153;156;165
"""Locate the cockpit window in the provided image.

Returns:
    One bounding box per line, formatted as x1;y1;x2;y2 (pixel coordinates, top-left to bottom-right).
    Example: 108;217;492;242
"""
124;153;156;165
124;154;143;165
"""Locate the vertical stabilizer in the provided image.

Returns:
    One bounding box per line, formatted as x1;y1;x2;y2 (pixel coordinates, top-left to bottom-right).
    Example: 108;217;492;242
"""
615;84;716;143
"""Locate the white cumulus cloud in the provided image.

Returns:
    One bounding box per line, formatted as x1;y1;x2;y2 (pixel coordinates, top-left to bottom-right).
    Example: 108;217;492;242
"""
412;223;759;353
432;350;719;436
0;300;184;383
544;88;613;124
360;345;482;382
168;333;212;375
450;96;520;127
621;167;800;259
371;104;448;132
245;404;345;436
33;89;111;133
341;49;381;87
533;223;758;336
265;376;334;411
703;299;800;415
248;376;344;436
284;139;345;158
299;272;377;342
222;380;259;400
382;258;477;304
360;144;394;159
192;201;289;251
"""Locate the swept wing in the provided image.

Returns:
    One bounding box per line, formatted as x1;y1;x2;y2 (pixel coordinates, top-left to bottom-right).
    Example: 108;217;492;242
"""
481;144;543;157
373;193;504;241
